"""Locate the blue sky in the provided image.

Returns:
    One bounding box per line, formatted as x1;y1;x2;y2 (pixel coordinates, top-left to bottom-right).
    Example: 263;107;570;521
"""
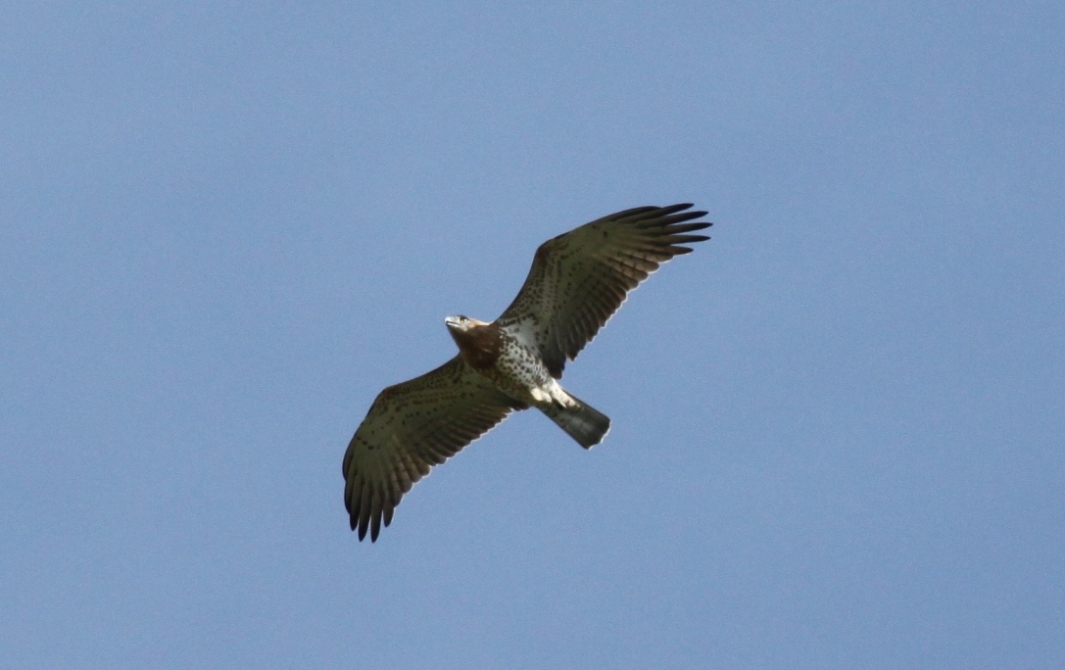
2;2;1063;668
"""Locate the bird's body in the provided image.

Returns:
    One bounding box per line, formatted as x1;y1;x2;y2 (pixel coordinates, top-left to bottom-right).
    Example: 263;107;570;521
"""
448;317;569;408
446;315;609;448
343;204;712;541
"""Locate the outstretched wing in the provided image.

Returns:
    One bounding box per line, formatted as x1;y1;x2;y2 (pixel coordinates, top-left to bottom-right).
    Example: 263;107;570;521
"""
342;356;526;541
497;204;711;378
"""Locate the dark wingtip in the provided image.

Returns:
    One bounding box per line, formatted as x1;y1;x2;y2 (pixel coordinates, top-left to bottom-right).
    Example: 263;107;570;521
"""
670;234;712;244
643;209;710;231
667;222;712;234
661;203;694;212
634;203;693;221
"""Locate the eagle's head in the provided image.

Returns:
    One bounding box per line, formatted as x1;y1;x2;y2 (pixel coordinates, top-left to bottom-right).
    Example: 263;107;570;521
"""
444;315;487;333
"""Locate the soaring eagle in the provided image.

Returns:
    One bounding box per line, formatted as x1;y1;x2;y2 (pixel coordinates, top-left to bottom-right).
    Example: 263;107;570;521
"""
343;204;712;540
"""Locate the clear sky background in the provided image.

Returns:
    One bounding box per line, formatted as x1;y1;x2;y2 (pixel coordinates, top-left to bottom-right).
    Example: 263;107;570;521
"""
2;2;1063;668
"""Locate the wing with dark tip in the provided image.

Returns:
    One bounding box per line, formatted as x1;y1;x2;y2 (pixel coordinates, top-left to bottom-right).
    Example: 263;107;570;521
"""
342;356;526;541
497;204;711;378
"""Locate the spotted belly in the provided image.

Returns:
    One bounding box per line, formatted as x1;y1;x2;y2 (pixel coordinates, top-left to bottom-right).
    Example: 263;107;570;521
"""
479;339;556;407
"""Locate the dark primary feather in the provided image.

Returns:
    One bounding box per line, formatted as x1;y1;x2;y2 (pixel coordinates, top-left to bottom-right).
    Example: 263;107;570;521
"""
497;204;711;378
342;356;526;541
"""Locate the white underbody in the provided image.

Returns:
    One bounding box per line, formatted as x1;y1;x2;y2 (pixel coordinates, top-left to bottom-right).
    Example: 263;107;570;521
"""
529;378;577;408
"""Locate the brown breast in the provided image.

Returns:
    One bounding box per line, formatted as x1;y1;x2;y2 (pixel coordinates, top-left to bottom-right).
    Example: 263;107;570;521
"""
453;322;502;370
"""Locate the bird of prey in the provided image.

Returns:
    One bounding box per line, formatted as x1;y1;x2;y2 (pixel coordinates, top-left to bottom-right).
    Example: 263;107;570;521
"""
343;204;712;541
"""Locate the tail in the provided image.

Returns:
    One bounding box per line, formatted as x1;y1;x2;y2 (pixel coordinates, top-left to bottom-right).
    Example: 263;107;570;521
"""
540;393;611;449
